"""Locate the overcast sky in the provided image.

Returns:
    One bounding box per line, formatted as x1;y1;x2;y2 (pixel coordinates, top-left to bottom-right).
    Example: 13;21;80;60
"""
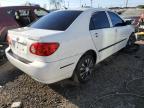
0;0;144;8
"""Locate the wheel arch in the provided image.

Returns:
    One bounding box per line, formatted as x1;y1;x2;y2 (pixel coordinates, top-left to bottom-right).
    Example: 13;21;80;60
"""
129;32;137;41
75;49;97;71
71;49;97;81
82;50;97;63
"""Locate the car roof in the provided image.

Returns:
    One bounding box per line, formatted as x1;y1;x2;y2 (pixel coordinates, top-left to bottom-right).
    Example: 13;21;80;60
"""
56;8;111;15
66;8;109;12
0;6;46;11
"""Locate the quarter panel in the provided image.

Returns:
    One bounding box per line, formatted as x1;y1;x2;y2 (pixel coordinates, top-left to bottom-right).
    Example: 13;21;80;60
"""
39;10;99;63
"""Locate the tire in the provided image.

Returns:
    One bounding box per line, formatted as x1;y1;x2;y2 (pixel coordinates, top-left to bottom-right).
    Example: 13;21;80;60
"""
0;35;5;42
0;31;7;42
0;42;8;59
73;54;95;83
123;33;140;53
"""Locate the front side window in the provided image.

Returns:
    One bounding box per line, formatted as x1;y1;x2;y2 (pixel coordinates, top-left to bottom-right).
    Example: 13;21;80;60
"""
108;11;125;27
89;11;110;30
30;11;82;31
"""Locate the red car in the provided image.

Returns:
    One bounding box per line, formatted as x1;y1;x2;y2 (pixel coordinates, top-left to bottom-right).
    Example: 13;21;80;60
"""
0;6;48;58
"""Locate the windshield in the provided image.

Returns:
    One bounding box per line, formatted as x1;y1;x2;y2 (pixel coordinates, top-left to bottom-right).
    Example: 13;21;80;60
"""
30;10;82;31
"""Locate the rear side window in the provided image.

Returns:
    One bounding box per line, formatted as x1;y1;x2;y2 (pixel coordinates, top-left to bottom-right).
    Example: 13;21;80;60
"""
90;11;110;30
108;12;125;27
30;11;82;31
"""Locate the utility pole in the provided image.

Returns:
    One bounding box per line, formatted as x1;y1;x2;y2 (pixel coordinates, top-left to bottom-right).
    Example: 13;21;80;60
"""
68;0;69;8
126;0;128;8
90;0;93;7
80;0;81;7
97;0;100;8
63;0;66;8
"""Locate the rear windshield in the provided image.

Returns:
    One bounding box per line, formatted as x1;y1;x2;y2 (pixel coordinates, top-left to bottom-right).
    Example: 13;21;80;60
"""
30;11;82;31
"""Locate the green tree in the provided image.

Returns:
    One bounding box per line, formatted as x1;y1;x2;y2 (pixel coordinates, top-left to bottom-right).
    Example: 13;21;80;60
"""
137;5;144;8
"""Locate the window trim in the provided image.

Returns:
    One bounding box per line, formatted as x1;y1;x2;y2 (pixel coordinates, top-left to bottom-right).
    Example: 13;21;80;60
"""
89;11;111;30
107;11;126;27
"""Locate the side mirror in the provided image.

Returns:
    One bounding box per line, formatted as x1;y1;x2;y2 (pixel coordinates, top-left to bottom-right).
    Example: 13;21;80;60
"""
125;20;132;25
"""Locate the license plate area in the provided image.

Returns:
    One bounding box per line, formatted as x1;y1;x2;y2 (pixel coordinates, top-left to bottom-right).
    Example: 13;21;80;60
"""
16;42;27;54
12;40;27;55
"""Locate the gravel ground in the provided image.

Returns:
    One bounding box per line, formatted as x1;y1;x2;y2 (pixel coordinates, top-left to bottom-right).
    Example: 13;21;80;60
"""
0;46;144;108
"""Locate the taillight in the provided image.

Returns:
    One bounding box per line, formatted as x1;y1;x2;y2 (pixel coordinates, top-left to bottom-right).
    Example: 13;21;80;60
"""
30;42;59;56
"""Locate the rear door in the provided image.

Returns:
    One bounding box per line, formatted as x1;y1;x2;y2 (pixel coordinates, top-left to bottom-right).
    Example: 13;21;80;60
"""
90;11;116;61
107;11;130;51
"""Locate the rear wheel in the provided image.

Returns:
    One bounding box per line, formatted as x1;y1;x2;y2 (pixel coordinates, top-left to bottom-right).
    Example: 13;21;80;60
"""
73;54;95;83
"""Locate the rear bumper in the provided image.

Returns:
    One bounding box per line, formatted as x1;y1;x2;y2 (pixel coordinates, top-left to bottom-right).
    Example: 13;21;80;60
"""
6;47;79;84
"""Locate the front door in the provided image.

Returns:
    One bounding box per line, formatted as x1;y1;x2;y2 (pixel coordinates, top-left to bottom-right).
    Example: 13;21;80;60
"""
107;11;130;51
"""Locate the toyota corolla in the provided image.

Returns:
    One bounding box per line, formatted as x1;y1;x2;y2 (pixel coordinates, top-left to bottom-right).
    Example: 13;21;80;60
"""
6;8;136;84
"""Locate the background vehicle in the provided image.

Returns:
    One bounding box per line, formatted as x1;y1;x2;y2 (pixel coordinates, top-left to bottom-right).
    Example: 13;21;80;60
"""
121;9;144;32
135;13;144;43
6;8;136;84
124;17;140;26
0;6;48;59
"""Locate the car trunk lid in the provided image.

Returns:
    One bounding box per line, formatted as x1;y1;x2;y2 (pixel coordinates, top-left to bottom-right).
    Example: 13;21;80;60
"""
9;27;63;40
8;27;63;62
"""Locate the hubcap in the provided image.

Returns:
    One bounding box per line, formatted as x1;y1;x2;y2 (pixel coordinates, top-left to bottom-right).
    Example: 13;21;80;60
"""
79;57;94;80
86;67;90;72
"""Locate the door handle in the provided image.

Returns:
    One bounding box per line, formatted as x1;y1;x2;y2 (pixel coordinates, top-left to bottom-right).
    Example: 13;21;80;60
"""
95;33;99;37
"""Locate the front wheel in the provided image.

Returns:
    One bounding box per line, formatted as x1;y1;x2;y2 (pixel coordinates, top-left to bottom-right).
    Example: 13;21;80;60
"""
123;33;139;53
73;54;95;83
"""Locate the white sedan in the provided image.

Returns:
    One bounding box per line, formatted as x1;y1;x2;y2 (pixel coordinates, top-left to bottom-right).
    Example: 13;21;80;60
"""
6;8;136;84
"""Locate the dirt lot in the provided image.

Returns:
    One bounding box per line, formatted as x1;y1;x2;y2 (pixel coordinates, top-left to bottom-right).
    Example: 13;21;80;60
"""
0;46;144;108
